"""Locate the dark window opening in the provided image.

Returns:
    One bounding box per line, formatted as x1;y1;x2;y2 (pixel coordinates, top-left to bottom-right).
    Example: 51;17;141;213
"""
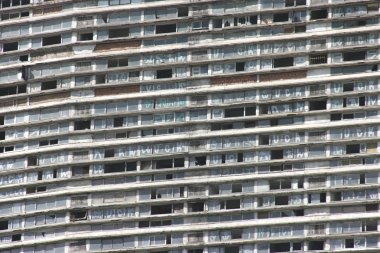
174;158;184;167
331;192;342;201
20;55;28;61
342;113;354;120
365;220;377;231
195;156;206;166
4;146;13;152
139;221;149;228
275;196;288;205
231;230;242;239
3;42;18;52
129;71;140;80
360;174;365;184
37;186;46;192
309;100;326;111
104;162;124;173
270;242;290;252
74;120;91;130
310;54;327;65
250;15;257;24
285;0;294;6
116;132;126;139
309;241;324;250
156;159;173;169
246;106;256;116
237;153;243;162
109;28;129;38
11;234;21;241
166;174;173;180
166;234;171;244
257;212;269;219
108;58;128;68
270;180;291;190
310;9;328;20
28;156;38;166
126;162;136;171
273;57;293;68
0;132;4;140
70;211;87;221
273;12;289;22
18;84;26;93
41;80;57;90
188;249;203;253
189;202;204;212
366;204;378;211
72;166;89;177
295;25;306;33
225;107;244;118
2;0;10;7
42;35;61;46
96;74;106;84
346;144;360;154
213;19;223;28
232;183;242;193
343;83;354;92
178;7;188;17
271;150;283;160
293;242;302;250
39;140;49;146
343;51;366;62
296;0;306;5
294;209;304;216
104;149;114;158
79;33;93;41
359;96;365;106
226;199;240;209
156;24;176;34
345;239;354;248
113;117;124;127
224;246;239;253
0;221;7;230
156;69;172;79
236;62;245;72
151;204;172;215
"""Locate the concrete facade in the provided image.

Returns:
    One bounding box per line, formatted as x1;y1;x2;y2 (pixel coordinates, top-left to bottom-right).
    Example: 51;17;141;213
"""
0;0;380;252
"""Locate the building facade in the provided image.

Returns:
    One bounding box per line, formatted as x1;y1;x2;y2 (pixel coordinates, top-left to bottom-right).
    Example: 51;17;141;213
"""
0;0;380;252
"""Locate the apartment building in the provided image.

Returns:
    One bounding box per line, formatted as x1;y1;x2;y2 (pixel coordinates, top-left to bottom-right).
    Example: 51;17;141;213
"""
0;0;379;252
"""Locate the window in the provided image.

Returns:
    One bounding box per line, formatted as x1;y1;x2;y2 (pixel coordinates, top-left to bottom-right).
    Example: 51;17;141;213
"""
42;35;61;46
156;69;172;79
310;54;327;64
74;121;91;130
273;57;293;68
273;12;289;22
79;32;93;41
39;138;58;146
343;51;366;61
192;20;208;30
310;9;328;20
41;80;57;90
3;42;18;52
109;28;129;38
156;24;176;34
108;58;128;68
72;166;89;177
0;84;26;97
109;0;131;5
